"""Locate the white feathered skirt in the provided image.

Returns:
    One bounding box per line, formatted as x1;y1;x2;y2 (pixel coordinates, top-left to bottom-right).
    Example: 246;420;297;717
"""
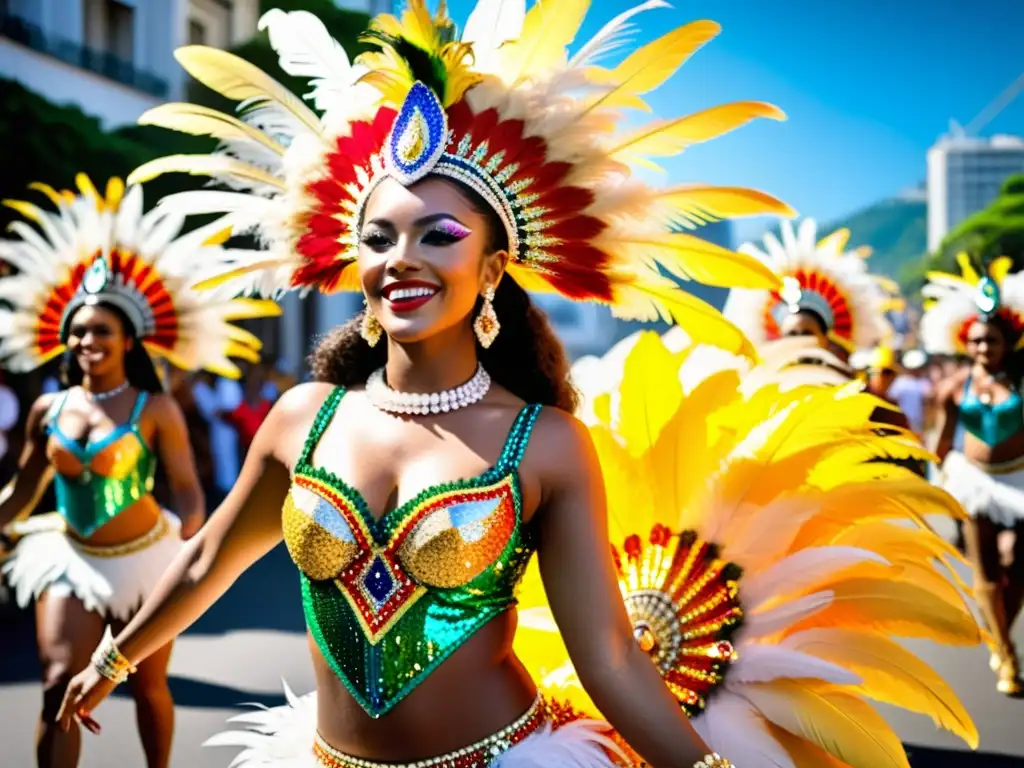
1;510;183;621
204;685;623;767
941;451;1024;528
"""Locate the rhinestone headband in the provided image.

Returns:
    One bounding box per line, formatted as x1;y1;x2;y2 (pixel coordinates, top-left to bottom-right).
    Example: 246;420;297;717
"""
773;275;835;330
60;258;157;340
353;82;522;263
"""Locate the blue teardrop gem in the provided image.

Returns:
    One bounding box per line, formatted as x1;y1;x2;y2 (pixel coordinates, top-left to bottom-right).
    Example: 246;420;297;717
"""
385;82;448;185
976;276;1000;315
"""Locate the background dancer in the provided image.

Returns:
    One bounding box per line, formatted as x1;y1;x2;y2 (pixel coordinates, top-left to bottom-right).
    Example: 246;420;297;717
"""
925;255;1024;696
0;175;279;767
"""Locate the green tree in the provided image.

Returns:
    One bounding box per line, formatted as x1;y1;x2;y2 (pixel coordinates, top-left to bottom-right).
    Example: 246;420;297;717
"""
938;173;1024;270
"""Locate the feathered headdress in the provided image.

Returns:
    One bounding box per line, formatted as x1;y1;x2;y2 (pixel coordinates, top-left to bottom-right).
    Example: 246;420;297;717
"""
921;253;1024;354
0;175;280;377
128;0;797;353
516;331;979;767
724;218;889;350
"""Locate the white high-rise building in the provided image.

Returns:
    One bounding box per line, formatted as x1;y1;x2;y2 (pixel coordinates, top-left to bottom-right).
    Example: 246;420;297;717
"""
926;133;1024;252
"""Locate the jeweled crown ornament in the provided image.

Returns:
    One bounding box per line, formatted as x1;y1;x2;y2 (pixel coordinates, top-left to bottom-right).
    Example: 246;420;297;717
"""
976;276;1001;318
61;256;157;341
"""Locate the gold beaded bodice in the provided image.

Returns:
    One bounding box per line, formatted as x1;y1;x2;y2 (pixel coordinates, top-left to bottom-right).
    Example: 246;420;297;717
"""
47;391;156;538
283;387;542;717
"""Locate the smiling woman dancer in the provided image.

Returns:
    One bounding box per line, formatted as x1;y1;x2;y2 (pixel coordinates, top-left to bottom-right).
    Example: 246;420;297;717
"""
52;0;802;765
0;176;278;768
924;255;1024;696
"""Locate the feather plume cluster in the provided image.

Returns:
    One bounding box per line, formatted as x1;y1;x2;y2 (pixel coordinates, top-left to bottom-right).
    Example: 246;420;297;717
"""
515;331;980;767
128;0;799;354
724;218;891;351
0;175;279;377
921;253;1024;354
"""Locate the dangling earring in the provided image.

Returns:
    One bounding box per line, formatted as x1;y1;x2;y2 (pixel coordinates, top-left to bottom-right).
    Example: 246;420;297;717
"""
474;285;500;348
360;299;383;347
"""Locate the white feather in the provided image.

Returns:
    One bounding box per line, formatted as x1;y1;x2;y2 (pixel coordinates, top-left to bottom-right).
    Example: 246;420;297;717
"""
258;9;365;113
462;0;527;65
694;691;796;768
727;643;860;685
741;546;890;610
742;590;834;639
568;0;670;68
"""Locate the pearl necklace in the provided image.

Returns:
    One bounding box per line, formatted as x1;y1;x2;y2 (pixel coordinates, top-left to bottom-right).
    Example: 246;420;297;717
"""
366;365;491;415
86;380;130;403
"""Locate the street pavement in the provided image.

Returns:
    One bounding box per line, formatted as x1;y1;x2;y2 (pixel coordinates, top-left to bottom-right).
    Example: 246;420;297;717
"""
1;529;1023;767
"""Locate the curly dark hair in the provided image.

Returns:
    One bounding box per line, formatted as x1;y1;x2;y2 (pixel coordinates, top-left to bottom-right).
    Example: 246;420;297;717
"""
309;177;579;412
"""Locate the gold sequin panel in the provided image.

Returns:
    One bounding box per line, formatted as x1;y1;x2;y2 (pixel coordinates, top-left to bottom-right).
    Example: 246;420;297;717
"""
399;490;517;588
283;485;362;582
49;433;146;480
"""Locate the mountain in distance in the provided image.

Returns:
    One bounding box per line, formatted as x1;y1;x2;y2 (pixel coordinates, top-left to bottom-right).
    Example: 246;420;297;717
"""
748;185;928;284
820;185;927;282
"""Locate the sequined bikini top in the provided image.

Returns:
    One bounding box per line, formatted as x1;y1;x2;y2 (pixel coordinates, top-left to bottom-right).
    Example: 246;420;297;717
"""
47;391;156;538
283;387;542;717
960;375;1024;447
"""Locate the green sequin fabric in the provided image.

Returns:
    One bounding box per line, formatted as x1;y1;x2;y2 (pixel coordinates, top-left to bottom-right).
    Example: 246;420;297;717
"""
286;388;542;717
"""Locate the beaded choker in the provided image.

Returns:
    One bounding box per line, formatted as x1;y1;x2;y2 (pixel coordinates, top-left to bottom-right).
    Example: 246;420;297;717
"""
86;380;130;403
365;365;490;415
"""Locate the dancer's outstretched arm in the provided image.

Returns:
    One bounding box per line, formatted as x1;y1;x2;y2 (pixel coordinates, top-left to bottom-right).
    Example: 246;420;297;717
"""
533;409;715;768
55;384;314;731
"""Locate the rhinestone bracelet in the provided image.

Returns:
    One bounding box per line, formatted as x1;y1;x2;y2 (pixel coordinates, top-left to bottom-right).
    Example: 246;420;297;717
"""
90;626;137;684
694;754;734;768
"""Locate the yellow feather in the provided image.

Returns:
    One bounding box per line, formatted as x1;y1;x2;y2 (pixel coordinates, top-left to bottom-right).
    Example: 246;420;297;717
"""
787;578;980;646
768;723;852;768
139;103;287;155
497;0;591;85
788;629;977;747
990;255;1013;283
128;155;285;190
609;278;755;357
27;182;66;209
816;227;850;254
616;331;684;456
192;258;293;291
657;185;797;223
220;298;283;321
743;681;910;768
225;324;264;351
225;339;262;363
1;199;44;224
75;173;102;210
506;263;560;293
608;102;785;164
610;232;781;289
955;252;979;283
587;21;721;112
173;46;321;135
104;177;125;210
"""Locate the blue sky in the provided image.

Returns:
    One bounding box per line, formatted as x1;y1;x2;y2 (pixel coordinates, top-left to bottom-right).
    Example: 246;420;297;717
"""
444;0;1024;240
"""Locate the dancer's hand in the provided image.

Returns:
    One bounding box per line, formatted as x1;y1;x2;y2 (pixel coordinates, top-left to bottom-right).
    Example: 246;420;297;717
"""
56;666;117;735
179;509;205;540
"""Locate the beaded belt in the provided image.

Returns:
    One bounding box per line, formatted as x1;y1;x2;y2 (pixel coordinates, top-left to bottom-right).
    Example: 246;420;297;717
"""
71;513;171;558
312;695;547;768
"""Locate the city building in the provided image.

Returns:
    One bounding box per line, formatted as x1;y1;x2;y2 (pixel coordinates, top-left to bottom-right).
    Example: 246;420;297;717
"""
926;133;1024;252
0;0;260;128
